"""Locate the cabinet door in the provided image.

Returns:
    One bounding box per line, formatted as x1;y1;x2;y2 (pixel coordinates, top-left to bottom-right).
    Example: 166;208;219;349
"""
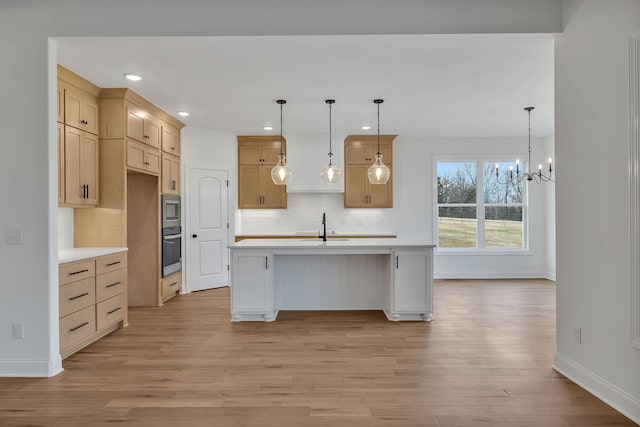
64;86;83;130
126;108;145;143
368;165;392;208
239;144;263;164
162;154;180;194
344;164;368;208
392;250;432;314
57;123;65;205
261;166;287;208
81;131;99;205
64;126;83;204
126;140;147;171
231;252;273;316
57;80;65;123
367;141;393;164
238;165;262;208
345;141;370;164
82;95;99;135
144;117;162;149
162;125;181;155
262;140;283;165
145;148;161;175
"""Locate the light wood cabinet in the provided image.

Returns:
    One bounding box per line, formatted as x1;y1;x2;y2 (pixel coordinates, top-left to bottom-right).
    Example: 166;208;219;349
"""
161;271;181;301
126;106;161;148
64;84;99;135
344;135;395;208
64;125;98;206
57;123;65;205
57;80;65;123
59;251;127;359
237;136;287;209
162;153;180;194
162;124;181;156
127;140;161;175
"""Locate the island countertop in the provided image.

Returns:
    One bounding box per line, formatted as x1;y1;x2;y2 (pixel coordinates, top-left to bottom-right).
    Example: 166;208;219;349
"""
229;238;434;251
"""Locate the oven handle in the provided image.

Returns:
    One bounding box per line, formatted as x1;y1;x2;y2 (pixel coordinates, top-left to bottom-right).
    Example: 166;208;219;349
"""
164;234;182;240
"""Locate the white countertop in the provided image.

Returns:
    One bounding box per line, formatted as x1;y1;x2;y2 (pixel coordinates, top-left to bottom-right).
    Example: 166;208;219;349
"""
59;247;128;264
229;238;434;250
236;232;397;237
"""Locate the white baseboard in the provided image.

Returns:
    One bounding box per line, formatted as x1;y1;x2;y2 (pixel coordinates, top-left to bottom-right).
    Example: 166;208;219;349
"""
434;270;547;279
0;356;63;377
554;352;640;424
545;271;556;281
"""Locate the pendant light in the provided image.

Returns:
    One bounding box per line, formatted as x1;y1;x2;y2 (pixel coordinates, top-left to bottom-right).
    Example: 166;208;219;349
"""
321;99;341;185
271;99;291;185
367;99;391;184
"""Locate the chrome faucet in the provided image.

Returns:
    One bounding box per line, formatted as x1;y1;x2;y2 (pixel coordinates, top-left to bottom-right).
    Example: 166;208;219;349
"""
320;212;327;242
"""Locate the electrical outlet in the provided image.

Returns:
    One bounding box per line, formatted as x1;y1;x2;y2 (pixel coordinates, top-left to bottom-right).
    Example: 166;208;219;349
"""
573;326;581;344
12;323;24;339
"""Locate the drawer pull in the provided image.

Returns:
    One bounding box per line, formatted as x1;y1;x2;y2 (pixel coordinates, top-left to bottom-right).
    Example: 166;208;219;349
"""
69;322;89;332
69;269;89;276
105;261;121;267
106;281;122;288
107;307;122;315
68;292;89;301
169;282;178;287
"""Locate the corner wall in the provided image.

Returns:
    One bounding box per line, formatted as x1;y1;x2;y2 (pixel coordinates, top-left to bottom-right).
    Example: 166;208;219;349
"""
554;1;640;422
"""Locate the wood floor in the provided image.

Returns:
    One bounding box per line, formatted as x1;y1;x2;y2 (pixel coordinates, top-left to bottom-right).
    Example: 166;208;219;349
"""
0;279;635;426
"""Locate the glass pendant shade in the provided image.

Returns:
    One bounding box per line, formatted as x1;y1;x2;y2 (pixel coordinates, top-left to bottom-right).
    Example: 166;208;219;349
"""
321;164;341;184
368;153;391;184
271;154;291;185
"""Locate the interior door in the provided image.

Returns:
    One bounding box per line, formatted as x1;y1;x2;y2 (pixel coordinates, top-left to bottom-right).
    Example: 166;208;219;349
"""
188;168;229;291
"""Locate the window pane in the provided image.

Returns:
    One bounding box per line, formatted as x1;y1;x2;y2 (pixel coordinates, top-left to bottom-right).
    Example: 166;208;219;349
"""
437;162;477;204
438;206;477;248
483;162;523;204
484;206;523;248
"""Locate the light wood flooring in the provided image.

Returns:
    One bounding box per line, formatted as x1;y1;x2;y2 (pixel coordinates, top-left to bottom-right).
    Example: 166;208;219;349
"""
0;279;636;426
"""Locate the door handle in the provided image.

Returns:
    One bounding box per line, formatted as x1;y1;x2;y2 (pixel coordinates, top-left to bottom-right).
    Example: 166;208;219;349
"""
192;234;198;238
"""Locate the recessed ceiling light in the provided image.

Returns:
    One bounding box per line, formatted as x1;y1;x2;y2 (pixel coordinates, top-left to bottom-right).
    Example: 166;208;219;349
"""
124;73;142;81
361;125;371;130
263;126;273;131
177;111;189;117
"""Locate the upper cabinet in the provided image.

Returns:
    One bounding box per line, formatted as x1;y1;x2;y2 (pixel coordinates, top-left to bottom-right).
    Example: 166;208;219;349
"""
162;124;181;156
343;135;395;208
162;153;180;195
58;65;101;207
98;88;184;179
237;136;287;209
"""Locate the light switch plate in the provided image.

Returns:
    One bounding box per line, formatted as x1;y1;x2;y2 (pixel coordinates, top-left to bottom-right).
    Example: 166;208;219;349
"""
5;228;24;245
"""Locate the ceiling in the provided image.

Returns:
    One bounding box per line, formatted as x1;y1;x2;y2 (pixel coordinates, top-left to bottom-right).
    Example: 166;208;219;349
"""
55;34;554;139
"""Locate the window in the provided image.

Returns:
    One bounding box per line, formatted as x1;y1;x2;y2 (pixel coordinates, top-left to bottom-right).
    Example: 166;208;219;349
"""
436;160;526;250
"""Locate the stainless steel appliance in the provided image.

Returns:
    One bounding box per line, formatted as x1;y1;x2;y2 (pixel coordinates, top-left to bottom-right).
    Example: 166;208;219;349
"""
162;225;182;277
162;194;181;228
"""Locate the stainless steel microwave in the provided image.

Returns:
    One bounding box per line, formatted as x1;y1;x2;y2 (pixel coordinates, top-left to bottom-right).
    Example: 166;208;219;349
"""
162;194;181;228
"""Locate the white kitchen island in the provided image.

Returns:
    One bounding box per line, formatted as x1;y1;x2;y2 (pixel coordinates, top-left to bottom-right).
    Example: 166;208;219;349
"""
228;238;435;322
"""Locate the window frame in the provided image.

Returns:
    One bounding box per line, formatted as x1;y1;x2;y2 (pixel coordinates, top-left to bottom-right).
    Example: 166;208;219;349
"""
433;155;530;255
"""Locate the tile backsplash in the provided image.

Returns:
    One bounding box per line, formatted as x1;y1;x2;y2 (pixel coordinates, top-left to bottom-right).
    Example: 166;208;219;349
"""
238;193;396;235
58;208;74;250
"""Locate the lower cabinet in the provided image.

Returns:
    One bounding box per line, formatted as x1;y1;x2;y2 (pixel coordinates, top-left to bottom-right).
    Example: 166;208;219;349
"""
230;250;275;321
161;271;182;302
389;249;433;321
59;251;127;358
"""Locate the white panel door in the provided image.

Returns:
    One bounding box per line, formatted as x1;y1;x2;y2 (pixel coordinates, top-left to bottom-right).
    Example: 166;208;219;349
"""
188;168;229;291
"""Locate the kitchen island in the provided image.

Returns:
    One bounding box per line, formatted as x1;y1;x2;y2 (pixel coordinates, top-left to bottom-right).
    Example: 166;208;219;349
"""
228;238;434;322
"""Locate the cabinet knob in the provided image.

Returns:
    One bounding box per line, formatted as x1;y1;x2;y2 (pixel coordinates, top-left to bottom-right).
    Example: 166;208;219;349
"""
144;135;149;139
192;234;198;238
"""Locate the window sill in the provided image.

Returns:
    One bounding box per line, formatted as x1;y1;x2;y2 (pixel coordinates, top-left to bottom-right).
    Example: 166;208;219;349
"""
435;248;532;256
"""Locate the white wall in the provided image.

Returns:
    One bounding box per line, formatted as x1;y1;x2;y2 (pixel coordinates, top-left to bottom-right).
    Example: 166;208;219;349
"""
0;0;562;377
237;136;554;279
554;1;640;422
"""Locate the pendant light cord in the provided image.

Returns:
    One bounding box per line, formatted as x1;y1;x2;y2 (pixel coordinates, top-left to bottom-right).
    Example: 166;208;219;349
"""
329;101;333;166
277;99;286;156
525;106;534;174
374;99;384;155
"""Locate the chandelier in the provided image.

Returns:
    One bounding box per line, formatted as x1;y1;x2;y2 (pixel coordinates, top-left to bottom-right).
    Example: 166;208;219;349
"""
495;106;553;184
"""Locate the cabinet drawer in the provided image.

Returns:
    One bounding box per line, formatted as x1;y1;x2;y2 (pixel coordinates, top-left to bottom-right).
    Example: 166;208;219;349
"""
59;277;96;318
162;272;181;298
96;269;125;302
96;252;126;275
59;259;95;285
60;305;96;351
96;293;125;331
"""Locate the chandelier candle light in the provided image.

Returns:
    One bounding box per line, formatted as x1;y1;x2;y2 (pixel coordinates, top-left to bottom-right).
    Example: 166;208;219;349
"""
367;99;391;185
271;99;292;185
321;99;341;185
495;106;554;184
